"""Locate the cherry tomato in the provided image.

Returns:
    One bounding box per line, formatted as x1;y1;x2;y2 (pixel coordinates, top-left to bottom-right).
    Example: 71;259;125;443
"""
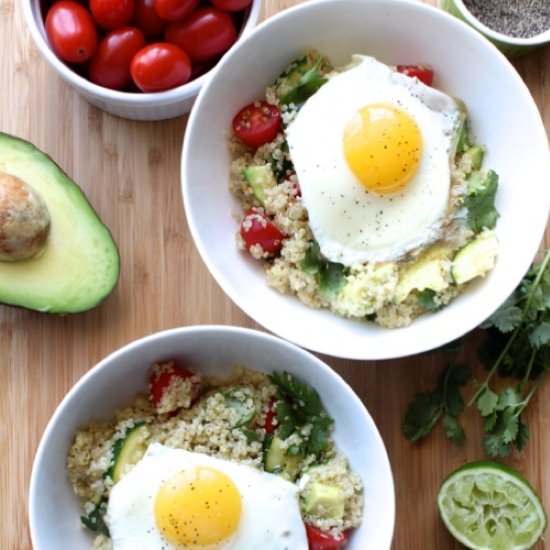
154;0;199;21
396;64;434;86
89;27;145;90
165;8;236;63
211;0;252;12
45;1;98;64
90;0;134;29
264;398;277;433
240;207;286;257
133;0;167;37
149;363;200;406
305;524;350;550
232;101;281;149
130;42;191;92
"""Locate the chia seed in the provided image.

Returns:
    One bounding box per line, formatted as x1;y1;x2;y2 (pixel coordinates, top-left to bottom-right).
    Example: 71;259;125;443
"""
462;0;550;38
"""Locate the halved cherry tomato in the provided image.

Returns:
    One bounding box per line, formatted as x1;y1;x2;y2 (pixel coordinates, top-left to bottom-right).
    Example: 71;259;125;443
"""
90;0;134;29
232;101;281;148
45;1;98;63
134;0;167;37
211;0;252;12
264;397;277;433
149;363;200;406
154;0;199;21
305;524;350;550
240;207;286;257
89;27;145;90
396;64;434;86
130;42;191;92
165;7;236;63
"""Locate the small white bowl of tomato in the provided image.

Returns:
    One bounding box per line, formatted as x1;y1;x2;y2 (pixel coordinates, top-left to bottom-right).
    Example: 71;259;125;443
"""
23;0;261;120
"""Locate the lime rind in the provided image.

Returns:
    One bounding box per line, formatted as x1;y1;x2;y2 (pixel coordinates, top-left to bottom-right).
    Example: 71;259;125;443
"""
438;461;547;550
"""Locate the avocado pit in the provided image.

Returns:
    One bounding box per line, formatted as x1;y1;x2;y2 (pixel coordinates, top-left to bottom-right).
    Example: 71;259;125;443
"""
0;171;51;262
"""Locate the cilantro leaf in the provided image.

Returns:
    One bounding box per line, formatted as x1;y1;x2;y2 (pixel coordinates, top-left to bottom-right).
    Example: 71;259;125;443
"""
417;289;439;310
482;294;522;333
476;388;498;417
464;170;499;231
500;408;519;444
319;262;348;298
496;387;522;411
301;241;322;274
529;321;550;348
483;432;512;458
81;498;109;537
269;371;334;460
402;392;442;442
516;418;529;451
281;57;328;106
442;414;466;446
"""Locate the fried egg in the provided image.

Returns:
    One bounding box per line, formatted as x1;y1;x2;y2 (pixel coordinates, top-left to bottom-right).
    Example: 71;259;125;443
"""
285;55;464;265
106;443;308;550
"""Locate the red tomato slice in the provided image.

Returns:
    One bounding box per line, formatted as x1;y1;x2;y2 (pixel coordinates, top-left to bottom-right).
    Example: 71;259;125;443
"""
45;1;98;64
90;0;134;30
133;0;167;37
240;208;286;257
154;0;199;21
232;101;281;148
89;27;145;90
396;64;434;86
264;398;277;433
130;42;191;92
211;0;252;12
305;524;350;550
165;7;236;63
149;363;199;406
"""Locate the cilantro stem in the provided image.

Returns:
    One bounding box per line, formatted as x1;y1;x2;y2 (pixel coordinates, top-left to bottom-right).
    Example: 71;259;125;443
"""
468;249;550;407
520;348;537;392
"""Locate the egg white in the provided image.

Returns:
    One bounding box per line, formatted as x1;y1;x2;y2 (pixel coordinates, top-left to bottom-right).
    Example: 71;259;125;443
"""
106;443;308;550
285;55;464;265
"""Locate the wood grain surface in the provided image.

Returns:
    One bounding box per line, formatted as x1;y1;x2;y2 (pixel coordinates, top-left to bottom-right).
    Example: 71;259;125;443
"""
1;0;549;548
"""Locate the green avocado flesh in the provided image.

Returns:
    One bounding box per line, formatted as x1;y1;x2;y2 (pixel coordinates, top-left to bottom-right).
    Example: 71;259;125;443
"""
0;133;120;313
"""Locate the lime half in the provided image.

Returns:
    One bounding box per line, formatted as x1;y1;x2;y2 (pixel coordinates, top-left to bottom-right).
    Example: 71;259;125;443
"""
438;461;547;550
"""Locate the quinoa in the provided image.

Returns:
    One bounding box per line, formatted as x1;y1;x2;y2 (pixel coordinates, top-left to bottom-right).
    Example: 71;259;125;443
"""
229;51;499;329
68;364;364;548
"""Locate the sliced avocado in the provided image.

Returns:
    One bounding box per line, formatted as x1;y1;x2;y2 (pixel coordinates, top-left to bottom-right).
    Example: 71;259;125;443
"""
452;231;498;285
463;146;485;172
455;116;470;155
395;255;450;304
107;423;149;484
466;170;495;195
242;164;276;206
0;133;120;313
264;436;302;481
302;481;345;520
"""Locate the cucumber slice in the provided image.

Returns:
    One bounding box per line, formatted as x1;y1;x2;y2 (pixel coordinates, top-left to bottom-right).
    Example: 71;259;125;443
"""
438;461;547;550
224;388;256;428
107;423;149;483
242;165;276;206
264;435;301;481
452;232;498;285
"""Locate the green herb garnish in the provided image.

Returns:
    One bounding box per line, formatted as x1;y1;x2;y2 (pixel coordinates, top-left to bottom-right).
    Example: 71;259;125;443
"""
464;170;499;232
281;57;328;106
81;498;109;537
269;371;334;458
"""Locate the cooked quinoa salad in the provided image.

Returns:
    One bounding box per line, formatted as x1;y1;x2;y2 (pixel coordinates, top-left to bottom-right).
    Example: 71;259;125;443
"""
68;361;363;550
229;50;499;328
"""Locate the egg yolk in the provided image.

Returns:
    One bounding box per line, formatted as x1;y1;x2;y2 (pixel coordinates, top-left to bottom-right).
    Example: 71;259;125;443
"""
343;103;422;194
154;466;242;549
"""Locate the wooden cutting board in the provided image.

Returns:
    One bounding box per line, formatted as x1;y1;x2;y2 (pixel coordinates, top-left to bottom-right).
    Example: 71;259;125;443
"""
1;0;548;548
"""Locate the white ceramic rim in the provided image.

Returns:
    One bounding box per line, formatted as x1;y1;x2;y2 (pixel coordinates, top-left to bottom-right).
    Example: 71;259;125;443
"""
450;0;550;46
28;325;396;548
22;0;262;106
182;0;550;360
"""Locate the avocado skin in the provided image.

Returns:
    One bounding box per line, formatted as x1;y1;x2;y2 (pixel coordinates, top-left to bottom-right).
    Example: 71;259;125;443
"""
0;132;121;314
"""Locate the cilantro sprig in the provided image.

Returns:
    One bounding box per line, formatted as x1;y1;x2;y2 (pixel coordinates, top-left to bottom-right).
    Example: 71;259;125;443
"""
269;371;334;459
403;249;550;456
81;497;109;537
301;240;348;298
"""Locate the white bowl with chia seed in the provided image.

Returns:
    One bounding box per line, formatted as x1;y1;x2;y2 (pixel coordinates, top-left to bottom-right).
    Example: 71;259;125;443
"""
441;0;550;56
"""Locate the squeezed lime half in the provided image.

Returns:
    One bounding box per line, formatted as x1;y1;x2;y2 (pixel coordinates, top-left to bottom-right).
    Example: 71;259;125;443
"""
437;461;547;550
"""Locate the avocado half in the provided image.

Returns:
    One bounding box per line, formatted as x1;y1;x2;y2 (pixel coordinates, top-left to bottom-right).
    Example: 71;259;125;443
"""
0;133;120;313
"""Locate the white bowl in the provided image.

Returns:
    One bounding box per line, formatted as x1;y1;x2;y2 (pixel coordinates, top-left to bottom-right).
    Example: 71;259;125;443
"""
182;0;550;360
29;326;395;549
23;0;261;120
